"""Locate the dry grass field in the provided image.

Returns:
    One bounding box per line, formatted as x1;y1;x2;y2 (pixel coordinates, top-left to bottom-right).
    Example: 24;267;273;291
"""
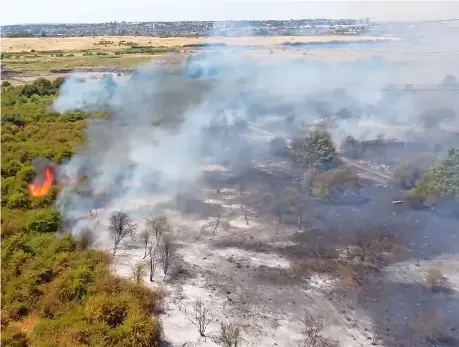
1;35;394;53
1;35;399;78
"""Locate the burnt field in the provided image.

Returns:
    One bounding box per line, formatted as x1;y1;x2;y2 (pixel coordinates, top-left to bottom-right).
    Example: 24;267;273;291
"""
47;47;459;347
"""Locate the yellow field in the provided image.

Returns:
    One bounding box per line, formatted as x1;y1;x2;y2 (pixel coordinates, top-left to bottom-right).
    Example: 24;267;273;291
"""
1;35;394;53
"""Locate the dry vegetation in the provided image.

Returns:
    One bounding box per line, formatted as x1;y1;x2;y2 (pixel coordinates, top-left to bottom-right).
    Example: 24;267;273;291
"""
1;35;393;53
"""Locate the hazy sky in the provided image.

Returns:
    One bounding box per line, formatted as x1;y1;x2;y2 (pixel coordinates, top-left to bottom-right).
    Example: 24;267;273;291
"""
2;1;459;25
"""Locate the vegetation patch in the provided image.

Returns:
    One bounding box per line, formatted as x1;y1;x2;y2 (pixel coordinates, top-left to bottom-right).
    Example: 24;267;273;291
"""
1;79;164;347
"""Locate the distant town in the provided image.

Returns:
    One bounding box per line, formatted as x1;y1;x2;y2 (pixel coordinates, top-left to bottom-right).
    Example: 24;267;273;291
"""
1;19;372;38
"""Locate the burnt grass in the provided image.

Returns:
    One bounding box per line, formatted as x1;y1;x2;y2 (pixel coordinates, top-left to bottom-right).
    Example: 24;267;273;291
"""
203;162;459;346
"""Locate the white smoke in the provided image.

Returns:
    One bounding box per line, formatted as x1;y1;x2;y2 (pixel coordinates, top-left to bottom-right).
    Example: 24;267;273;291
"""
52;39;459;236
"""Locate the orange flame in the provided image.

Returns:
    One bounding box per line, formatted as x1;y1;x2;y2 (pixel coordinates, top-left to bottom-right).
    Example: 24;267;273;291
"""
29;168;55;197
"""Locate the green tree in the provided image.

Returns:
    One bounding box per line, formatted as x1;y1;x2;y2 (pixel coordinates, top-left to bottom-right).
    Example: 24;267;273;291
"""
292;131;337;171
410;148;459;200
19;84;40;98
28;208;63;233
32;77;52;95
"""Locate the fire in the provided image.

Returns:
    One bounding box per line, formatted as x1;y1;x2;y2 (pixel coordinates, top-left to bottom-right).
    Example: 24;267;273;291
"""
29;167;55;197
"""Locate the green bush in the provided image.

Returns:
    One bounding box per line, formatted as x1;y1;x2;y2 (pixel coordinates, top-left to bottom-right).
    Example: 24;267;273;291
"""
56;266;94;301
27;208;63;233
2;159;22;177
1;113;24;127
1;325;29;347
85;293;129;327
7;192;30;210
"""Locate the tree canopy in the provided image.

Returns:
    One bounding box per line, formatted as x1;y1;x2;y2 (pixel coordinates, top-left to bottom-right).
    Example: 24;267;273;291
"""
410;148;459;201
292;131;337;171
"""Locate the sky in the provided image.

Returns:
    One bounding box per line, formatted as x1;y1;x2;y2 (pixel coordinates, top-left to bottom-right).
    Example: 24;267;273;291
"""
2;0;459;25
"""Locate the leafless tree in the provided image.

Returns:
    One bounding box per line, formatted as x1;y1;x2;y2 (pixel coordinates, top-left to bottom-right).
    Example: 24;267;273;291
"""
150;216;170;241
219;323;243;347
345;246;352;260
159;233;176;277
271;203;284;224
148;241;157;282
295;202;305;230
109;210;137;255
138;221;153;259
130;261;147;284
185;299;214;338
219;322;243;347
75;227;94;250
354;232;372;261
370;323;382;345
240;205;249;225
201;215;221;238
320;338;339;347
300;312;325;347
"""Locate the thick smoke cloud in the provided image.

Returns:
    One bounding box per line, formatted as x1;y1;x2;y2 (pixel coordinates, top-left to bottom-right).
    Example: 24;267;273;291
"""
52;47;459;235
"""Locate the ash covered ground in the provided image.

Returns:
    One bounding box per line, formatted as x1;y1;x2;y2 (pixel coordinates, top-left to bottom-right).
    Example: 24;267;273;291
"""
51;32;459;347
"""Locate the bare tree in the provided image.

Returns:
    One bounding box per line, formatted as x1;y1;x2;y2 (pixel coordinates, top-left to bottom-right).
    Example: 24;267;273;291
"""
240;205;249;225
130;261;147;284
354;232;372;261
201;215;221;238
294;202;305;230
109;211;137;255
185;299;214;338
300;312;325;347
138;221;153;259
150;216;170;241
159;233;176;277
148;241;157;282
370;323;382;346
220;322;243;347
271;203;284;224
75;227;94;250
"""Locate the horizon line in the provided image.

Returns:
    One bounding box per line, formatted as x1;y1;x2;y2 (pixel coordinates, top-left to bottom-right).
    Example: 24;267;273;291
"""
4;18;451;27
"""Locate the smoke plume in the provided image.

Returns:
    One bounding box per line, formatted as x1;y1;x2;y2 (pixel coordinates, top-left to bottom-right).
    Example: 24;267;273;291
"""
52;35;459;236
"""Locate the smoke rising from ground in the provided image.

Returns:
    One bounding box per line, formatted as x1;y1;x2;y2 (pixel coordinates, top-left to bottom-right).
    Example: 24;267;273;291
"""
52;46;459;235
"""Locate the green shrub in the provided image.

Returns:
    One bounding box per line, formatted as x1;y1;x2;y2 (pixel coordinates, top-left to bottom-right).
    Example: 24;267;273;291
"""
27;208;63;233
7;192;30;209
1;80;12;89
3;159;22;177
85;293;129;327
56;266;94;302
1;325;29;347
1;113;24;127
